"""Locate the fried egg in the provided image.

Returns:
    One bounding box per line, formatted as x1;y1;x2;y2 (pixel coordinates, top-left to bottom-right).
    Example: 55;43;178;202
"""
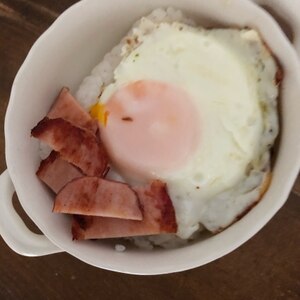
94;20;279;239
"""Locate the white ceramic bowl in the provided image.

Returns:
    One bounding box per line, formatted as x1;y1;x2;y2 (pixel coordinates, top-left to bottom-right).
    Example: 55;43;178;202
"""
1;0;300;275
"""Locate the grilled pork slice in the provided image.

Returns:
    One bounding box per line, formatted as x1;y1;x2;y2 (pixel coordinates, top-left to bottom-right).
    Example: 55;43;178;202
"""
31;118;108;177
54;177;143;220
72;180;177;239
47;87;98;133
36;151;83;193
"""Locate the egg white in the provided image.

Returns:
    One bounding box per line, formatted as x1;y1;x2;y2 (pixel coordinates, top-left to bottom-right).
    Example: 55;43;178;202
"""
99;21;279;238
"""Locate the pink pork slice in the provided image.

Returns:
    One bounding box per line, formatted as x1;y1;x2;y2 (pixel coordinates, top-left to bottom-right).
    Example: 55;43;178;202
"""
31;117;109;177
47;87;98;133
36;151;83;193
53;177;143;220
72;180;178;239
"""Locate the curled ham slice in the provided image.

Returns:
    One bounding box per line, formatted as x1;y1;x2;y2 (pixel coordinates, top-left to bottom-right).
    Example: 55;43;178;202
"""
53;177;143;220
31;117;108;177
72;180;177;239
37;151;83;193
47;87;98;133
32;89;178;241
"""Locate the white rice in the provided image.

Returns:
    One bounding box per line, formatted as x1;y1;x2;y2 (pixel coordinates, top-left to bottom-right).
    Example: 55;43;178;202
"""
114;244;126;252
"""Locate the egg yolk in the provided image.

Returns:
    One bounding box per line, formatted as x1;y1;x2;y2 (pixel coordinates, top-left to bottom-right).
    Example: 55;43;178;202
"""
100;80;201;179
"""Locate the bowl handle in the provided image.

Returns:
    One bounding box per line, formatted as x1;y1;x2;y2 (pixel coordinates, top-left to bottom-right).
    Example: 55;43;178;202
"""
252;0;300;55
0;170;63;256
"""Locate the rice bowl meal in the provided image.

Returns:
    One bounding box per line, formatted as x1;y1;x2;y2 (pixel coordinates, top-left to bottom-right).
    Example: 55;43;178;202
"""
31;7;281;250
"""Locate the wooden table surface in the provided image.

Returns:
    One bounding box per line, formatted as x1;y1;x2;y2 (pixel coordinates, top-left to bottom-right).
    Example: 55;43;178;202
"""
0;1;299;299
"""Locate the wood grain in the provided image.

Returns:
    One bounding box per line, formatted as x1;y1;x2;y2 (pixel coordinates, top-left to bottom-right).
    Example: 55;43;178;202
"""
293;175;300;196
0;1;299;299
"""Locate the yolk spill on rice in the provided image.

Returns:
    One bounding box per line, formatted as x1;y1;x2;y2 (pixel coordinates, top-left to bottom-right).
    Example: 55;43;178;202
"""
90;102;109;126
